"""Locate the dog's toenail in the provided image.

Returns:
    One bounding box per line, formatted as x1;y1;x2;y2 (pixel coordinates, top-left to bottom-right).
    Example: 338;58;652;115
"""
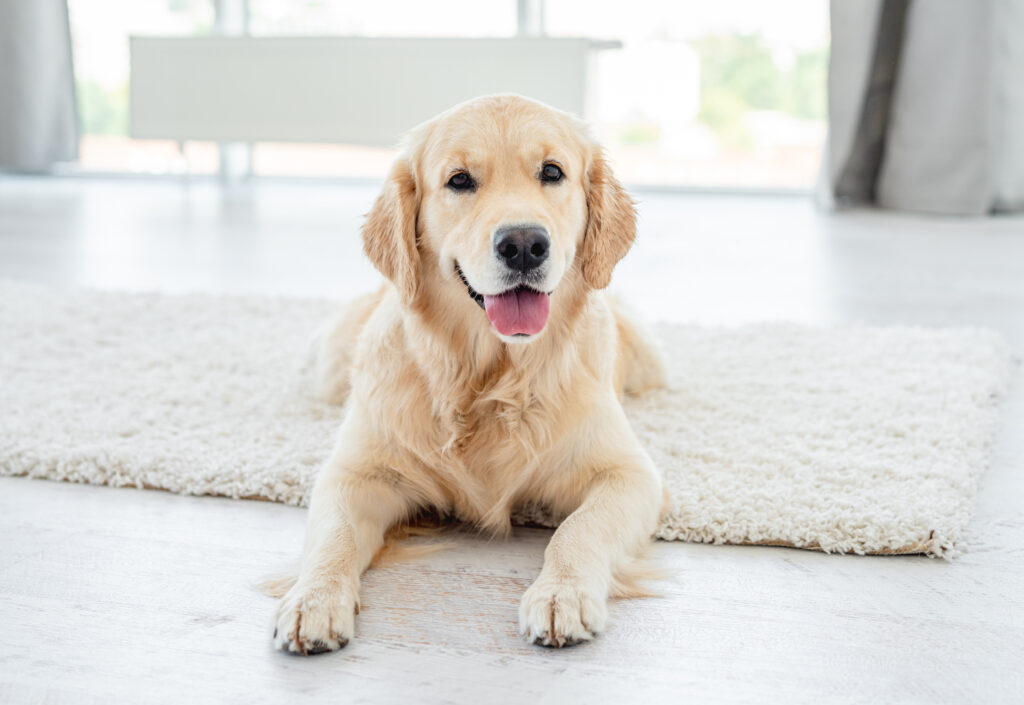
308;642;333;655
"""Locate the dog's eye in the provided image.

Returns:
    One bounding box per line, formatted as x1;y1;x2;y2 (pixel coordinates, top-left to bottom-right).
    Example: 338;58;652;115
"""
540;163;564;184
447;172;475;192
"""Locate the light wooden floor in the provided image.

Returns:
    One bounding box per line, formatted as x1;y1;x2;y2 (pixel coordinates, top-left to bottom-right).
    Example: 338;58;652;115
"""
1;177;1023;704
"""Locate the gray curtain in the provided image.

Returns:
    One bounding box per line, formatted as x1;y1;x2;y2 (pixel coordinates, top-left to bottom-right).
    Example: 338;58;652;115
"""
0;0;79;172
820;0;1024;215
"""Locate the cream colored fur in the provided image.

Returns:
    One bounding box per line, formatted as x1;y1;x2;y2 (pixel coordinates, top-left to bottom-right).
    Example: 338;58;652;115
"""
273;95;667;654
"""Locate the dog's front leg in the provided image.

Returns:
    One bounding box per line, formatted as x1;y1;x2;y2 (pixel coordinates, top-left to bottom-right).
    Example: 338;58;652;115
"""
519;454;661;647
273;440;415;655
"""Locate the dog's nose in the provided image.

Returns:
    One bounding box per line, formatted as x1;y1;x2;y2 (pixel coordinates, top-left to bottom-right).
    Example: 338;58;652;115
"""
494;226;550;273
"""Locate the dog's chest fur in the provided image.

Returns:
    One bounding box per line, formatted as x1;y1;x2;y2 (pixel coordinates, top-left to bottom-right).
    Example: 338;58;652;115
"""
429;367;588;527
424;356;568;463
345;290;622;529
354;335;597;528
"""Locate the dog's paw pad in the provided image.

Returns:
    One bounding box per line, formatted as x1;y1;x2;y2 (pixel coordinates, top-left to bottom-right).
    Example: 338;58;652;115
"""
272;583;357;655
518;577;607;648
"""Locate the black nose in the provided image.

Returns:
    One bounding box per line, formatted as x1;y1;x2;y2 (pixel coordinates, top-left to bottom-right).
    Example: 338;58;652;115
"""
494;226;550;273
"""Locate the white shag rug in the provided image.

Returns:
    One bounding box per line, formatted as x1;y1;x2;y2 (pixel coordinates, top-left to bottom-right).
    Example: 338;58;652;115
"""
0;281;1013;557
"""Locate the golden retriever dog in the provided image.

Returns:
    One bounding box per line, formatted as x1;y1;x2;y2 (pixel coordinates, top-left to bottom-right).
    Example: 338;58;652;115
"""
272;94;667;654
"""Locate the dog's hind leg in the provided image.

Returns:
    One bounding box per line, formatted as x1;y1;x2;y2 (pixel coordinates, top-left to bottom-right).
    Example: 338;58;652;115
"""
610;298;668;396
313;287;384;405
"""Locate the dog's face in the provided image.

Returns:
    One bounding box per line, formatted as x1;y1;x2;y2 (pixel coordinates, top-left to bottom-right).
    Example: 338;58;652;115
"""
362;95;636;344
418;101;588;342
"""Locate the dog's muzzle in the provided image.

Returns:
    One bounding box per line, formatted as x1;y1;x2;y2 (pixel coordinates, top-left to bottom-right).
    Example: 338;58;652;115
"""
455;263;552;337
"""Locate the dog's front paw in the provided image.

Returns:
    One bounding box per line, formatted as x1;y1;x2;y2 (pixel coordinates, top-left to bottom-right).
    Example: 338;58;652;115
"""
273;581;357;655
518;575;608;647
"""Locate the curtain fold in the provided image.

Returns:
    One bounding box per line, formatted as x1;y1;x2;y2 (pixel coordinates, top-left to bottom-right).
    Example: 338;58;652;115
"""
820;0;1024;215
0;0;79;172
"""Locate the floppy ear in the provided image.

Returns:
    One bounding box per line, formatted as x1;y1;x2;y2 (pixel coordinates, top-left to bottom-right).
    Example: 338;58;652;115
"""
362;159;420;303
580;150;637;290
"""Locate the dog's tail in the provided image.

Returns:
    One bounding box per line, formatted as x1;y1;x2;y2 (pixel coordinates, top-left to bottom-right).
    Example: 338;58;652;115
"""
611;551;668;598
372;521;454;566
256;520;452;598
257;570;298;598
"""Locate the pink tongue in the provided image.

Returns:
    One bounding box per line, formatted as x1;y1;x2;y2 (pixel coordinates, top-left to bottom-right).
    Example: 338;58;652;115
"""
483;288;550;336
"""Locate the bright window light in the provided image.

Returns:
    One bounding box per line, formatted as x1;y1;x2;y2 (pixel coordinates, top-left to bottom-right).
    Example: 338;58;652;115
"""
67;0;828;188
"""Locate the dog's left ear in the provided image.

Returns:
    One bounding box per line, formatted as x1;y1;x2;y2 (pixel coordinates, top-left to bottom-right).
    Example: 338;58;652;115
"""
580;149;637;290
362;159;420;303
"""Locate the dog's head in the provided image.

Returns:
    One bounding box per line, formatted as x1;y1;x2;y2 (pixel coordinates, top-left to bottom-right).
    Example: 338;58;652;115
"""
362;94;635;344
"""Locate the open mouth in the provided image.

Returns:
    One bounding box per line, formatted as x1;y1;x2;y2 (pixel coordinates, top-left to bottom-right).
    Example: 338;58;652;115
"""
456;264;551;337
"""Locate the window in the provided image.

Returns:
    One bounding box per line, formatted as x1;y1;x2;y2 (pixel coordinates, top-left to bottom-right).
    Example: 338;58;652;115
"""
245;0;517;180
67;0;219;174
547;0;829;188
248;0;516;37
67;1;828;188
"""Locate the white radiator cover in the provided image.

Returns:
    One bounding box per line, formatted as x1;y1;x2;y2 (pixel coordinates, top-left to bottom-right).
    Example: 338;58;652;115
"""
129;36;597;146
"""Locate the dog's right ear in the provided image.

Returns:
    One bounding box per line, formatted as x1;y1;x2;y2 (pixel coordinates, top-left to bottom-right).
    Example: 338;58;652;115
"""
362;159;420;304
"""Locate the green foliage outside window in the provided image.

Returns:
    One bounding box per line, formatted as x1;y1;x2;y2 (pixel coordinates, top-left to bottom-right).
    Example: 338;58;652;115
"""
72;0;212;137
77;79;129;136
694;34;828;150
75;26;827;148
